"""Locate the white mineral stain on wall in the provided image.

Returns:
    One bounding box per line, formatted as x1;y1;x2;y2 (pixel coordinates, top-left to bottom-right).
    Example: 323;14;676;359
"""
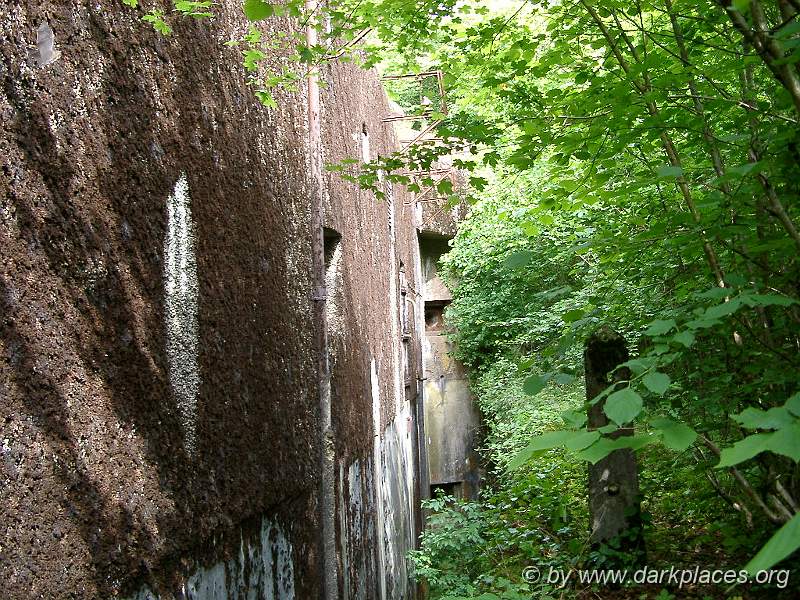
126;518;295;600
370;359;388;600
379;413;415;599
361;127;370;163
164;173;200;454
339;458;374;600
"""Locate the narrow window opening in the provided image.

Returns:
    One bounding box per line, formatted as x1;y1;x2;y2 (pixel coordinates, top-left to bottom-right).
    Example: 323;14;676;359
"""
425;301;448;332
360;123;370;163
323;227;341;270
430;481;462;499
400;261;411;338
324;228;343;344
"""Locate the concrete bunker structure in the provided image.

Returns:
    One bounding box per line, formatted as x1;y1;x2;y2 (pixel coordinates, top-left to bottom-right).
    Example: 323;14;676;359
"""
418;234;481;501
1;1;481;598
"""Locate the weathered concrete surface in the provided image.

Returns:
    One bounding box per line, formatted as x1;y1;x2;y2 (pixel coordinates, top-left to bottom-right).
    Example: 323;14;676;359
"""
129;517;296;600
1;1;424;598
416;160;469;239
321;59;422;599
379;415;416;598
419;236;481;498
422;333;481;493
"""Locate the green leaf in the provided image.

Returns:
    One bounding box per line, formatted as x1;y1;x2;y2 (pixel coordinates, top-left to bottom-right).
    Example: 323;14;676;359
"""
644;319;676;336
619;358;652;375
564;430;600;451
786;392;800;417
698;286;731;301
704;298;742;320
604;387;643;425
717;433;773;468
576;438;618;464
686;317;720;330
507;430;573;470
244;0;274;21
775;21;800;40
297;45;314;63
642;372;670;396
244;24;262;43
656;165;683;178
174;0;213;18
733;407;795;430
742;293;796;307
562;309;584;323
122;0;138;7
651;417;697;451
727;162;761;177
768;424;800;461
724;273;747;287
612;434;656;451
142;10;172;35
522;374;548;396
469;176;488;191
732;0;752;12
576;434;654;463
562;409;587;428
437;178;454;195
589;385;614;405
745;513;800;574
243;48;265;71
255;90;278;108
672;330;695;348
504;250;533;268
553;372;575;385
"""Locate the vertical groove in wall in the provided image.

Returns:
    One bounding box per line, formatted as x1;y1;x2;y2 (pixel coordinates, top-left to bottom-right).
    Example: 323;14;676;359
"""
306;1;337;598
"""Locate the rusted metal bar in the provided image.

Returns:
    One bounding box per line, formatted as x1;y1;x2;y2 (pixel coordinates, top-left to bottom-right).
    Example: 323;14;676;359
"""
325;27;372;60
398;168;452;176
381;112;433;122
381;70;442;80
399;137;444;144
401;119;441;152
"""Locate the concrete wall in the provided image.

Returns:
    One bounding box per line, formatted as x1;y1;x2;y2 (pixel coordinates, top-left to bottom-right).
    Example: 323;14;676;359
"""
1;2;424;598
419;236;481;500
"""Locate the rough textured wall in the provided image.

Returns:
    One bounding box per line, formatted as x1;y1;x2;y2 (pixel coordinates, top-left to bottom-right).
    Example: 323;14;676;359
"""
320;61;422;599
1;1;422;598
416;160;469;238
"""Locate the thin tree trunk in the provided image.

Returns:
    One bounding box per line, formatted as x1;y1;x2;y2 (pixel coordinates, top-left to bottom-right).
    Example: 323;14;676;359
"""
580;1;727;287
738;43;800;253
714;0;800;115
700;436;789;524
